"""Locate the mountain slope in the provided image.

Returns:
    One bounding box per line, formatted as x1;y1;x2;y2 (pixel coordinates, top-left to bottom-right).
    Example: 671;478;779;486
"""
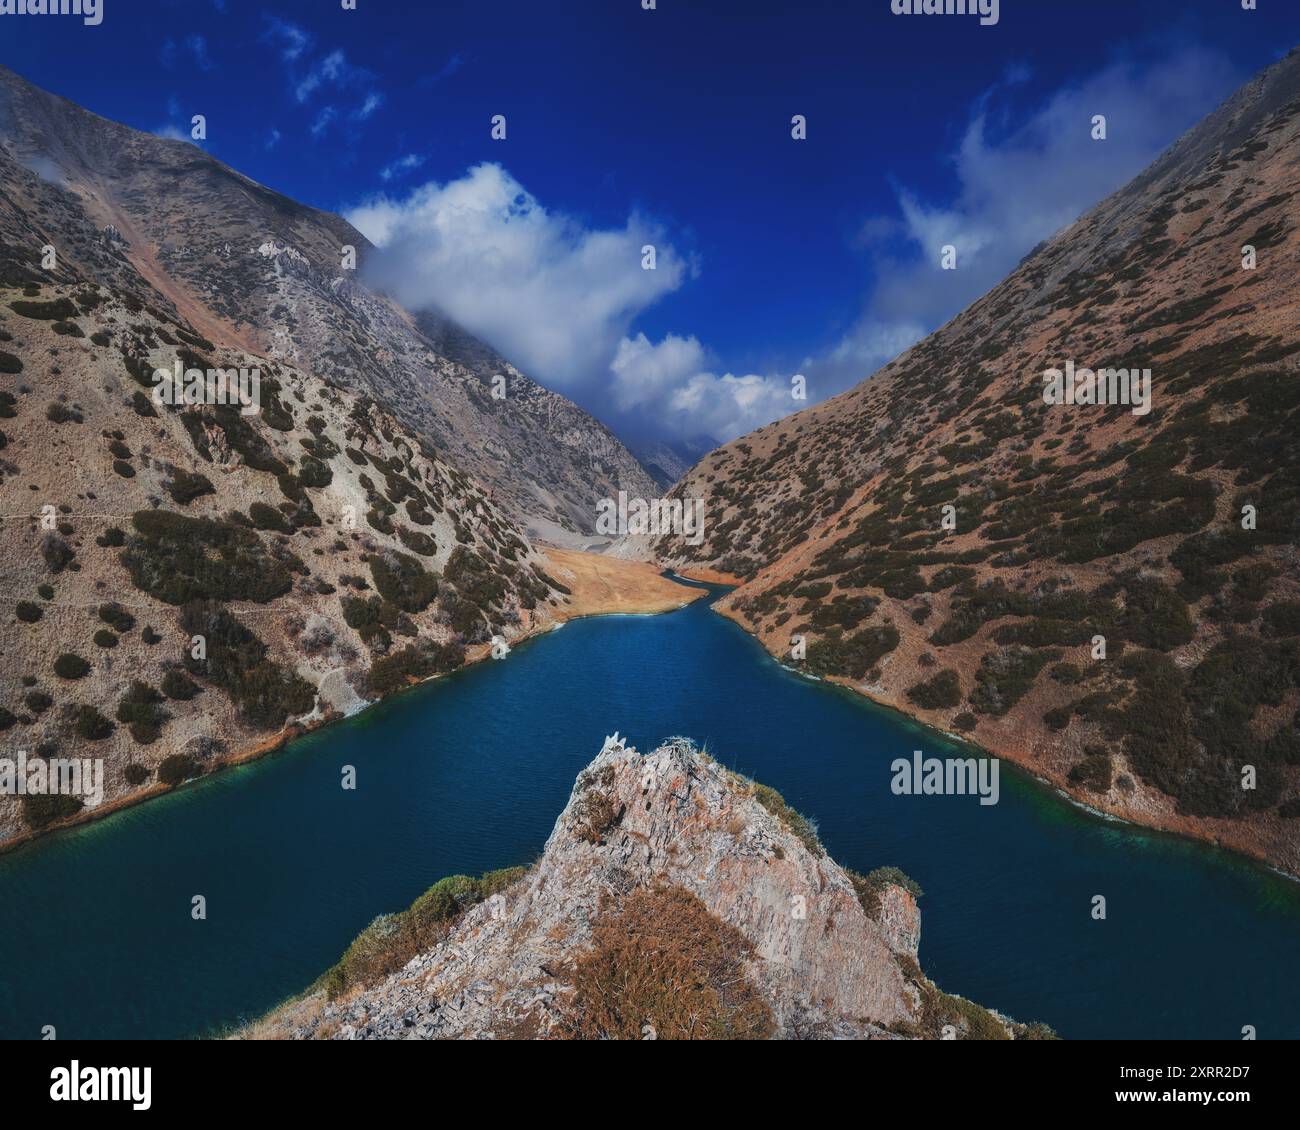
655;49;1300;874
245;737;1050;1040
0;64;656;542
0;283;597;846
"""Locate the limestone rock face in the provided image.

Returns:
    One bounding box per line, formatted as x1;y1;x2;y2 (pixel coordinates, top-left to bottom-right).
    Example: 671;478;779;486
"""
256;738;990;1040
876;884;922;959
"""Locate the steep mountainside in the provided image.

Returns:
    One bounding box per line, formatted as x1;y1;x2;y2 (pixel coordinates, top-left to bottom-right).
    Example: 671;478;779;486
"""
631;433;719;492
246;737;1050;1040
0;64;656;542
655;50;1300;874
0;282;590;846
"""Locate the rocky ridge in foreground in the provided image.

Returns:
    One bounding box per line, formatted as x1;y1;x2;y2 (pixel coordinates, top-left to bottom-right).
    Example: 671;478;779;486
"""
246;737;1050;1040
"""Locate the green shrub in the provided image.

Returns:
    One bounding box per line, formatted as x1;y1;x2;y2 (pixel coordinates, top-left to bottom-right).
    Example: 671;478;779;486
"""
22;793;84;830
1068;753;1113;792
165;468;215;505
249;501;292;533
366;640;465;695
15;600;42;623
0;349;22;374
968;647;1051;717
297;456;333;488
161;669;201;700
93;629;119;648
53;653;90;679
806;624;900;680
98;602;136;632
180;601;315;727
72;704;115;740
10;297;78;320
157;755;203;786
369;550;438;613
47;402;83;424
122;510;292;605
317;867;526;1001
750;781;822;856
906;669;962;709
1263;601;1300;638
397;526;437;557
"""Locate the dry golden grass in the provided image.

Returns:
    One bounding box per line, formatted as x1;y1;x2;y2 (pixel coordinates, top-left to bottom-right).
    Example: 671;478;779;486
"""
539;547;705;618
560;884;774;1040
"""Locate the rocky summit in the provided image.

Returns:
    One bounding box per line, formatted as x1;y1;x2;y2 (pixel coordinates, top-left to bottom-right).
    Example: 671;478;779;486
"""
245;737;1051;1041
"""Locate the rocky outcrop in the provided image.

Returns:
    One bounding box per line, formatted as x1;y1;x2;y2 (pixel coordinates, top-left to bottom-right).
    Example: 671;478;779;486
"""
247;737;1043;1040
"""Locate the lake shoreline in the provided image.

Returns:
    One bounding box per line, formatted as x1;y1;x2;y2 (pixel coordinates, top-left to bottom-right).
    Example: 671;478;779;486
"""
0;549;705;858
705;598;1300;885
7;557;1295;889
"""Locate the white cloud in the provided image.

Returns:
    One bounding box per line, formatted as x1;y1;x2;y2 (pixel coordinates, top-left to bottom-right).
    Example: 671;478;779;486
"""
378;153;426;182
295;48;373;104
310;106;337;137
611;333;796;443
263;17;310;62
348;163;690;389
803;45;1242;398
351;92;384;121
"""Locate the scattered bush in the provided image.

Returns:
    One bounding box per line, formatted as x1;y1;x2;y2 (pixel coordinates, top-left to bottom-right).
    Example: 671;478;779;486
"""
161;669;201;701
906;669;962;710
72;704;115;740
157;755;203;787
53;653;90;679
22;793;84;830
318;867;526;1001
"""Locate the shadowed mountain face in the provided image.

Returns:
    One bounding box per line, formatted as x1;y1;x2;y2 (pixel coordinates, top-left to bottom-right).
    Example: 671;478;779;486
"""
0;64;656;542
655;49;1300;874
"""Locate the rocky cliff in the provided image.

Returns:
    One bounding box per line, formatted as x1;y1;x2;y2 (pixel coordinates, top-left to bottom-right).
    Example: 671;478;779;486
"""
245;737;1049;1040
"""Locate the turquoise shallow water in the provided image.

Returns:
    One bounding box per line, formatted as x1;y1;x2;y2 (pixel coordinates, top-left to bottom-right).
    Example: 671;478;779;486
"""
0;581;1297;1039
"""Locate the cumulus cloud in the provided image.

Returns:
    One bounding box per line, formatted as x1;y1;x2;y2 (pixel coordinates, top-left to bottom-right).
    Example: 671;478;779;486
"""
345;46;1239;448
347;163;691;389
611;333;795;443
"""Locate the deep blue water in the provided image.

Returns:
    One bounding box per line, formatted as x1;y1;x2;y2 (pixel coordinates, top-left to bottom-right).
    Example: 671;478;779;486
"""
0;581;1297;1040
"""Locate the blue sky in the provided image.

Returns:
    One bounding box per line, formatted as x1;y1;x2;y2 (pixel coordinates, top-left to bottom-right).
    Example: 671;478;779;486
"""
1;0;1297;444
